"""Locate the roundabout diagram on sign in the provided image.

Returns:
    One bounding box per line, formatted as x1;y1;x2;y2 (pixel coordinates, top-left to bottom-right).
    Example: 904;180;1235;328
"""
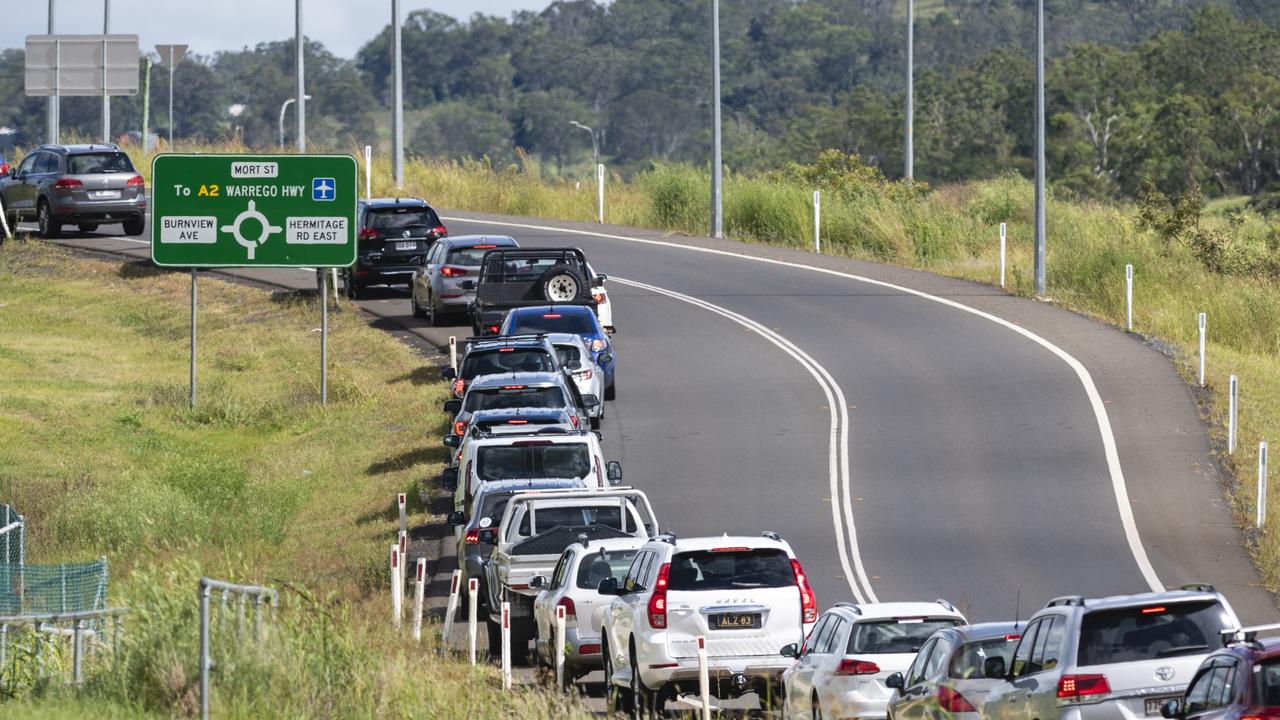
220;200;283;260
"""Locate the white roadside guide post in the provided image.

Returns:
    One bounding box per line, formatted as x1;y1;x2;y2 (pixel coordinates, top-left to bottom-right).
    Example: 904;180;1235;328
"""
467;578;479;665
501;600;512;690
1199;312;1207;387
1125;264;1134;331
999;223;1007;289
1229;375;1239;454
554;604;566;691
1259;441;1269;529
397;493;407;537
449;336;458;370
698;635;711;720
390;545;402;630
412;558;427;642
0;196;13;241
596;163;605;224
441;569;461;647
398;531;408;596
813;190;821;254
364;144;372;199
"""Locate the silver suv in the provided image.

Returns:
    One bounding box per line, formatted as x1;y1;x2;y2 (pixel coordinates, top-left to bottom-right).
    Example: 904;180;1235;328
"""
0;144;147;238
982;587;1240;720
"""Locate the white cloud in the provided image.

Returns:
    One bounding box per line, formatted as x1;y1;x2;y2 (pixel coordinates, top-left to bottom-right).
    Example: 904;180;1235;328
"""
2;0;549;60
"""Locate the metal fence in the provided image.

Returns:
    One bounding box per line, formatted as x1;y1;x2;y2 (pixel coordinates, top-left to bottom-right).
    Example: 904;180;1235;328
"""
199;576;278;720
0;607;128;688
1;504;24;567
0;557;109;617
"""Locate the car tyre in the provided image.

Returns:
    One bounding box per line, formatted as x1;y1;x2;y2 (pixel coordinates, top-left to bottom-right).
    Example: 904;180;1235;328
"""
426;295;442;326
630;643;664;719
811;692;824;720
539;264;589;303
37;200;59;239
604;639;633;715
122;217;145;236
411;292;427;319
486;620;502;662
605;381;616;401
346;273;364;300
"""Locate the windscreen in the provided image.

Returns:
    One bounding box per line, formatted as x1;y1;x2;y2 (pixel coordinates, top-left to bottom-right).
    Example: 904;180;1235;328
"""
848;618;962;654
476;443;591;481
576;549;639;589
1076;600;1229;666
464;386;565;413
510;312;598;336
68;152;134;174
461;349;555;378
518;505;624;535
667;549;795;592
483;256;583;281
950;636;1021;679
366;207;440;231
448;246;504;266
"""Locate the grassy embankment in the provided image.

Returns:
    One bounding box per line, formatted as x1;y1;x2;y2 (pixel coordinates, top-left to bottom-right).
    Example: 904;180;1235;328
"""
0;240;587;718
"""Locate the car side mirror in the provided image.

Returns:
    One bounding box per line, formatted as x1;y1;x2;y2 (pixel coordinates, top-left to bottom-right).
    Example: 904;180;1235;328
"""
447;511;465;526
443;435;461;448
441;366;457;380
1161;700;1184;719
597;577;620;595
606;461;622;485
478;528;497;544
460;280;476;290
983;656;1006;679
598;352;613;364
593;274;608;286
443;399;462;414
780;643;800;659
885;672;905;689
581;394;600;409
529;575;546;589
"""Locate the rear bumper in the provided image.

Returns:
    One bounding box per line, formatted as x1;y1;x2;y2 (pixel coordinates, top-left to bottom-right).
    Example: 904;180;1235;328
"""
49;200;144;223
638;652;790;694
353;264;416;285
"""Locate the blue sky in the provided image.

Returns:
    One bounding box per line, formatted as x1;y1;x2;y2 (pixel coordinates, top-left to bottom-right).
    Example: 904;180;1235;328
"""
2;1;551;60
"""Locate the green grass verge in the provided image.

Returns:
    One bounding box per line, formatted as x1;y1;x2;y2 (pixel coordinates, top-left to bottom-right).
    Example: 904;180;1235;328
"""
0;240;588;718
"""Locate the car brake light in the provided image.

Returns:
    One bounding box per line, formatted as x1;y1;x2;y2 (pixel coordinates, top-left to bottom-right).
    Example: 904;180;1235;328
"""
710;547;750;552
937;686;977;712
593;292;607;304
487;325;499;333
473;244;497;249
0;163;8;175
570;415;579;428
502;385;526;390
126;174;145;187
452;378;465;395
1141;606;1167;614
543;314;562;319
1004;634;1022;641
557;596;576;619
453;420;466;435
578;643;601;655
358;228;379;240
432;224;448;236
835;659;881;675
507;419;528;424
574;369;593;380
498;348;515;353
54;178;83;189
464;529;480;545
440;266;467;277
791;559;818;623
1058;674;1110;699
648;563;670;629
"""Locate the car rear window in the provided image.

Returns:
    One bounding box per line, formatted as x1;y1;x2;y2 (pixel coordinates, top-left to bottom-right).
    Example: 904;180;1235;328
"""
476;443;591;481
518;505;624;535
482;256;585;281
667;549;794;591
950;636;1021;679
577;549;639;590
465;386;566;413
554;344;583;367
1255;659;1280;705
68;152;134;174
365;207;440;231
461;349;555;378
848;618;962;654
1076;600;1230;666
510;312;598;336
448;246;504;266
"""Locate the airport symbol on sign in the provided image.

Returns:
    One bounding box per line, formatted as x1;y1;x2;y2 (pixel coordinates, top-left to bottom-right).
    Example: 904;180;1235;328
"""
312;178;336;201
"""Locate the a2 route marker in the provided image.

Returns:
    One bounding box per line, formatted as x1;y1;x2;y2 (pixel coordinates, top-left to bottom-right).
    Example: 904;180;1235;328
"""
150;153;357;407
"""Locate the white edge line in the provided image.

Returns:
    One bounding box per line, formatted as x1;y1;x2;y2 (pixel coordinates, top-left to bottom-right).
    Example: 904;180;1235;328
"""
442;214;1166;593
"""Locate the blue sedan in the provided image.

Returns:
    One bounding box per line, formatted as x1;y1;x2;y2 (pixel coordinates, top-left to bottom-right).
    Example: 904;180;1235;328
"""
500;305;616;400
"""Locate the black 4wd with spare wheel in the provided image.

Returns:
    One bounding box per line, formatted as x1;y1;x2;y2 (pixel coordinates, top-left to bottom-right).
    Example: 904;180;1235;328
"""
466;247;604;336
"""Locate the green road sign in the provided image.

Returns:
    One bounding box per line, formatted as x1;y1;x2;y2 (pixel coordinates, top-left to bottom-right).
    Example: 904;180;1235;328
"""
151;154;357;268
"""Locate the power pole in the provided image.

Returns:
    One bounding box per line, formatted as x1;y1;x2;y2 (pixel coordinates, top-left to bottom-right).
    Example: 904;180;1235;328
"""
102;0;110;143
296;0;306;152
710;0;723;239
1034;0;1047;296
905;0;913;180
391;0;404;187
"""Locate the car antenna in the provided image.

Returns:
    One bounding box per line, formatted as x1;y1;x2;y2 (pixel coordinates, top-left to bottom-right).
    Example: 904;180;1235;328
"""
1014;590;1021;630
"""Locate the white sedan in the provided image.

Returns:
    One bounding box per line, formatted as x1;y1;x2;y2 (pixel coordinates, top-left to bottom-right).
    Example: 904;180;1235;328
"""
547;333;605;423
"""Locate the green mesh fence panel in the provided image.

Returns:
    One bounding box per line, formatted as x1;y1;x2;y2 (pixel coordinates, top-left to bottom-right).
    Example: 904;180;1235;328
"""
0;505;22;567
0;558;108;616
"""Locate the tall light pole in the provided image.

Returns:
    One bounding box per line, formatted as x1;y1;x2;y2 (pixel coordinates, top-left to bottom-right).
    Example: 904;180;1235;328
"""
296;0;306;152
568;121;599;169
279;95;310;147
904;0;913;180
1034;0;1046;296
47;0;58;144
391;0;404;187
710;0;723;239
102;0;110;143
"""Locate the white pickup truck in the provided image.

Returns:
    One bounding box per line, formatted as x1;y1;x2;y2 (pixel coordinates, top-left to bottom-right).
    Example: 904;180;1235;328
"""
481;488;659;663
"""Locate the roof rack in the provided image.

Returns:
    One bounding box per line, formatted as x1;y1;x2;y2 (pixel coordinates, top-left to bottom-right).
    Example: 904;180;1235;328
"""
1045;595;1086;608
655;532;678;545
1179;583;1216;593
935;598;959;614
833;602;862;615
1222;623;1280;648
761;531;781;542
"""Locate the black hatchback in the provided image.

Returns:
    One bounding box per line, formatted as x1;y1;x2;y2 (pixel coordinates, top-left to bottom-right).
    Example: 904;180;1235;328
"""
343;198;446;299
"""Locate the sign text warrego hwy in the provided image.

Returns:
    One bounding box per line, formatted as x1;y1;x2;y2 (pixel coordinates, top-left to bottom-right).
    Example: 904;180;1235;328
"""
151;154;357;268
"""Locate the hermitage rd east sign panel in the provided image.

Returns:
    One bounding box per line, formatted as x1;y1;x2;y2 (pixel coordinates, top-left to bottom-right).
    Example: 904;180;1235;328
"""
151;154;358;267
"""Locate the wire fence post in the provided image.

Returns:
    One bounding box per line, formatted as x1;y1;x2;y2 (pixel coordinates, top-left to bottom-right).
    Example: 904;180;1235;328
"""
1229;374;1238;455
199;581;211;720
999;222;1006;289
1125;264;1133;331
1259;441;1269;529
813;190;821;254
1198;312;1207;387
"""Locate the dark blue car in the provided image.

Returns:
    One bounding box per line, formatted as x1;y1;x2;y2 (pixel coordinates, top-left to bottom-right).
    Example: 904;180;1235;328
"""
500;305;616;400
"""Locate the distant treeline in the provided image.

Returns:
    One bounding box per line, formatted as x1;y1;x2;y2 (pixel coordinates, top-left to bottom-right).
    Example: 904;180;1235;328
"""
2;0;1278;199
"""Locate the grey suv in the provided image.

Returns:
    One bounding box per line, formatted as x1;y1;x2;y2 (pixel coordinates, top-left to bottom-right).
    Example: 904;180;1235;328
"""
0;144;146;238
982;587;1240;720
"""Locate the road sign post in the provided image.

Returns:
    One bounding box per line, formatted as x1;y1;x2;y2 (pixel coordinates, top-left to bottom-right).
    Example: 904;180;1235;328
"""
155;44;187;147
152;153;357;405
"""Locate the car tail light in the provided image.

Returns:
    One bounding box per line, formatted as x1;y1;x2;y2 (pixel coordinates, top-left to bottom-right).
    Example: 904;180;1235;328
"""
593;292;607;304
126;174;145;187
937;686;977;712
507;419;528;425
440;266;466;277
590;339;606;352
543;313;562;319
711;547;750;552
358;228;378;240
835;659;880;675
473;244;496;249
0;163;8;175
1239;713;1280;720
1004;633;1022;642
791;559;818;623
502;385;527;390
557;596;577;619
54;178;83;189
452;378;466;395
574;369;593;380
464;529;480;545
453;420;466;435
648;563;670;629
486;325;499;334
578;643;601;655
1141;606;1166;614
570;415;579;428
432;224;448;236
498;348;515;353
1058;674;1110;699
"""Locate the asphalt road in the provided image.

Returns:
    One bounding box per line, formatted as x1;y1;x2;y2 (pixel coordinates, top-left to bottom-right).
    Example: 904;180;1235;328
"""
33;208;1278;628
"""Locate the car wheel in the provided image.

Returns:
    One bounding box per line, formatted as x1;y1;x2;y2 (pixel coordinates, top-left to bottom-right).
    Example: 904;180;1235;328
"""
426;295;441;326
605;381;616;401
77;223;99;233
630;643;664;719
411;292;427;319
604;639;634;714
539;263;589;303
486;619;504;662
347;275;364;300
122;217;145;236
811;692;824;720
36;200;59;239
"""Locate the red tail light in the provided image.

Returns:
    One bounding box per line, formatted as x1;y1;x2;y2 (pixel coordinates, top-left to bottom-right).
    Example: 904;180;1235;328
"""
54;178;83;189
453;420;466;435
507;419;528;425
570;415;579;428
557;596;577;619
0;163;10;175
432;224;448;236
486;325;499;333
578;643;601;655
358;228;379;240
574;369;593;380
791;559;818;623
1058;674;1110;699
464;529;480;545
473;244;496;249
543;314;562;319
648;563;670;628
835;659;881;675
126;174;145;187
440;266;467;277
938;686;977;712
593;292;607;304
